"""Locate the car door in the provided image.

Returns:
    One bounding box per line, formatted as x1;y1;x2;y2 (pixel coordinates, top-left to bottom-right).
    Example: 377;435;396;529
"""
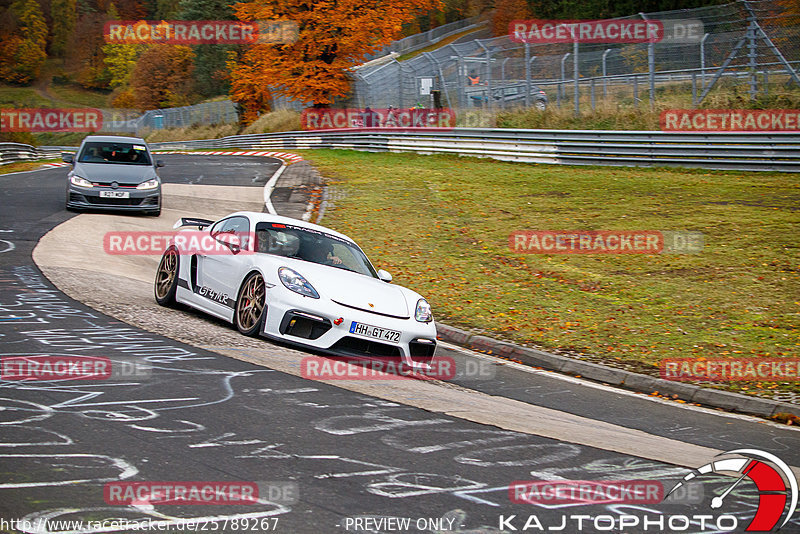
196;216;251;311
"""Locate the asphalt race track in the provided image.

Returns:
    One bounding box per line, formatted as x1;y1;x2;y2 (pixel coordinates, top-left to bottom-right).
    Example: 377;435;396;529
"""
1;155;799;534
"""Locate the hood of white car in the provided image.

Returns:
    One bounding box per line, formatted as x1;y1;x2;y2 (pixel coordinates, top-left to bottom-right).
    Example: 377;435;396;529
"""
285;260;411;318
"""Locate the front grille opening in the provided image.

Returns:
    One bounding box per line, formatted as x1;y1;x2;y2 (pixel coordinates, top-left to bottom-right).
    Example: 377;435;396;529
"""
329;336;402;357
409;339;437;360
280;311;331;340
85;196;143;206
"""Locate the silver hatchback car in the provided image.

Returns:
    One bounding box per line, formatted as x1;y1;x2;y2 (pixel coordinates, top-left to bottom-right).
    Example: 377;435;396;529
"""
64;135;163;216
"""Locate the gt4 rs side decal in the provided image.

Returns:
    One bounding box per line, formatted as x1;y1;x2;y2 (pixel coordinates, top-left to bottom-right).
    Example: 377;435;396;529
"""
178;278;236;309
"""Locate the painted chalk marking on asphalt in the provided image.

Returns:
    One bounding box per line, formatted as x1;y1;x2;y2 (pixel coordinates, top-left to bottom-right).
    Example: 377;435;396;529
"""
0;229;14;254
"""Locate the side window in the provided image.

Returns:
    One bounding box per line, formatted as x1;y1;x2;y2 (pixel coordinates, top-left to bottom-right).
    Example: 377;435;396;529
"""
331;243;360;272
256;229;300;257
211;217;251;250
209;220;226;237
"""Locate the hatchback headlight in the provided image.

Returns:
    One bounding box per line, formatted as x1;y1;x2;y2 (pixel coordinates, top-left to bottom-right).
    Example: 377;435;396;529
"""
70;175;93;188
415;298;433;323
278;267;319;299
137;178;159;190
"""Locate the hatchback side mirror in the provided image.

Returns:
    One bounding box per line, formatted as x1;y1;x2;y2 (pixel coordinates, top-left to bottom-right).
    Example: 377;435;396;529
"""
62;153;74;164
377;269;392;283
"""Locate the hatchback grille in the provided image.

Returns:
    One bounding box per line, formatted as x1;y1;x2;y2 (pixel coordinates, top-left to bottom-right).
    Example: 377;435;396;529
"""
85;196;143;206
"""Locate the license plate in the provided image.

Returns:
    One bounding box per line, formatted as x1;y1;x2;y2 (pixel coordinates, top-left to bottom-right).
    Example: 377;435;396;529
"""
100;191;130;198
349;321;401;343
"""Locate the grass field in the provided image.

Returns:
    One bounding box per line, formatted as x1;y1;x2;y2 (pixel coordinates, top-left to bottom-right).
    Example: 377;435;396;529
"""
48;83;110;108
0;80;109;146
492;78;800;130
0;86;53;108
304;149;799;397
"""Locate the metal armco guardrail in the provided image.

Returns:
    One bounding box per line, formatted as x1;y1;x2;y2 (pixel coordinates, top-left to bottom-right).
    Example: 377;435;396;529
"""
143;129;800;172
0;143;61;165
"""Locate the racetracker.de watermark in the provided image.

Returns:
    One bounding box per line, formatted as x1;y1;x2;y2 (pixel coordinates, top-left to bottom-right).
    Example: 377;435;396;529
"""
1;355;151;381
301;108;456;130
510;19;703;44
103;20;298;44
104;231;255;255
661;109;800;132
104;481;298;505
509;230;704;254
509;480;664;505
301;356;464;381
661;358;800;381
1;108;102;132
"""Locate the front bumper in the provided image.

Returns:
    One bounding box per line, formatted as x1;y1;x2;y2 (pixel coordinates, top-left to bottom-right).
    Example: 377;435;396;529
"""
263;290;438;369
67;185;161;212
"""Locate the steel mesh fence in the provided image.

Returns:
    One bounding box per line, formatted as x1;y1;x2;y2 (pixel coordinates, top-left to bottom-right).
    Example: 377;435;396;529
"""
123;1;800;133
348;1;800;113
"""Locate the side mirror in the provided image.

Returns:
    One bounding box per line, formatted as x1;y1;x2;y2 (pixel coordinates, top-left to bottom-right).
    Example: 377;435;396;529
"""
62;153;74;164
156;160;165;167
377;269;392;283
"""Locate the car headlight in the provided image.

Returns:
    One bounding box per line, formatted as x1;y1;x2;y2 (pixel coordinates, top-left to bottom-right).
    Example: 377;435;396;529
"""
415;298;433;323
70;175;93;188
137;178;159;190
278;267;319;299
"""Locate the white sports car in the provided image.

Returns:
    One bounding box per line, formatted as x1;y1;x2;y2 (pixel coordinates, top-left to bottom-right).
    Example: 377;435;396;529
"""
154;212;437;369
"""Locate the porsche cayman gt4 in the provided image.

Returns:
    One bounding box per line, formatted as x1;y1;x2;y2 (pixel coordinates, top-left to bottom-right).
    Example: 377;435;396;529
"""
154;212;437;369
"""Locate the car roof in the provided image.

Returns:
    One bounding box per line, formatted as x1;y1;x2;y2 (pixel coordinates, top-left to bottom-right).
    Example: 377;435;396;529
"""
80;135;148;145
228;212;356;244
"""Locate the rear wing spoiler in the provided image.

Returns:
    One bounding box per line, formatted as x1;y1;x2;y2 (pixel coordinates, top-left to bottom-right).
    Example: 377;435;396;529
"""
173;217;215;230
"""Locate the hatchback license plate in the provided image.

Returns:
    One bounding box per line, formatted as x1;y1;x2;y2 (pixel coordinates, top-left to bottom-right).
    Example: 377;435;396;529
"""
100;191;130;198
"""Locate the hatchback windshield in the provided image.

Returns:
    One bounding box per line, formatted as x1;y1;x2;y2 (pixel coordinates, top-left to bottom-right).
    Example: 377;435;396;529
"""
255;222;378;278
78;141;152;165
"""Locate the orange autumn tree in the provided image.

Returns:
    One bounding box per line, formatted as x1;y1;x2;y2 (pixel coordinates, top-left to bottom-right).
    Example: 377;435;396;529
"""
229;0;442;121
493;0;530;38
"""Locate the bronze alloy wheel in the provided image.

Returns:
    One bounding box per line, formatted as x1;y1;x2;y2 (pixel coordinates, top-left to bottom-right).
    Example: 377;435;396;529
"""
154;247;179;305
236;272;266;336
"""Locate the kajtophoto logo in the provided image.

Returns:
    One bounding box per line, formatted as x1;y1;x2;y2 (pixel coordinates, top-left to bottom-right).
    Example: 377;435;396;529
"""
666;449;798;532
499;450;797;531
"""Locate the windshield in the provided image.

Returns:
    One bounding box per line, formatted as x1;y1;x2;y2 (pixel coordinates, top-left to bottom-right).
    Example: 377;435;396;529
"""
78;141;152;165
255;222;378;278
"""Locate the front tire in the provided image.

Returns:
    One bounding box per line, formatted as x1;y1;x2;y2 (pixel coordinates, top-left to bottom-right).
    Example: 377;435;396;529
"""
155;247;179;306
235;272;267;336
